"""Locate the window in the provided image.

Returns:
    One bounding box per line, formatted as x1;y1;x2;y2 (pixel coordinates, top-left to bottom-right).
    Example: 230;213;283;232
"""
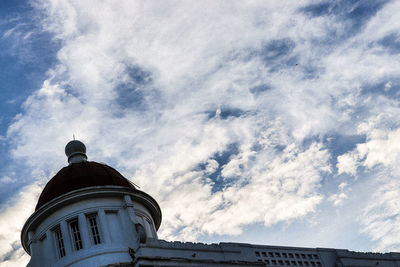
53;226;66;258
69;219;83;250
87;214;101;245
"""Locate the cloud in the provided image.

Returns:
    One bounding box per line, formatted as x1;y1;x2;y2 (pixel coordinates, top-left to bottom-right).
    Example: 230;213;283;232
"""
3;2;400;265
337;128;400;175
328;182;349;206
337;125;400;250
0;183;41;267
361;171;400;252
0;176;16;185
140;139;330;240
7;0;337;241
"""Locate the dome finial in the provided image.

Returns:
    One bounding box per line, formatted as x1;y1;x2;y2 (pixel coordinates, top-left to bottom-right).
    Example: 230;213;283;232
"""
65;139;87;164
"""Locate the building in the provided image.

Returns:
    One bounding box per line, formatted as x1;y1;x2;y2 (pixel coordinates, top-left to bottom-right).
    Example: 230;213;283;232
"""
21;140;400;267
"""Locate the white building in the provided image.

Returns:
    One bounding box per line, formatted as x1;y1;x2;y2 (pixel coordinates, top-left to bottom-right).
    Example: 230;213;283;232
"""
21;141;400;267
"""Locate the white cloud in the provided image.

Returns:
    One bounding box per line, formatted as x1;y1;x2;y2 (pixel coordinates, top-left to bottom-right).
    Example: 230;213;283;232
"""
204;159;219;175
338;128;400;175
0;176;16;185
337;151;360;176
328;182;349;207
8;0;336;242
4;1;400;265
361;172;400;252
336;125;400;250
0;183;41;266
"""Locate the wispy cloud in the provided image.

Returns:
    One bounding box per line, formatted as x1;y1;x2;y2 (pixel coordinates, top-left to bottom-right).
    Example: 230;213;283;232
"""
0;183;41;267
2;0;400;265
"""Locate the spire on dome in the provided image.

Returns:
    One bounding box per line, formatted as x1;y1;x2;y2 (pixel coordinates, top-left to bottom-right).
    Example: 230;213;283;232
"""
65;140;87;164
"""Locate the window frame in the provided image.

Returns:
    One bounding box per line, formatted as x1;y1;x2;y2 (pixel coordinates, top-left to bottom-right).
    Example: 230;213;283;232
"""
86;213;102;245
69;218;83;251
53;225;66;258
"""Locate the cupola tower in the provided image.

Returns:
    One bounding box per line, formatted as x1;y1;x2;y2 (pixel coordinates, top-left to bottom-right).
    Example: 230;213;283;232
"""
21;140;161;267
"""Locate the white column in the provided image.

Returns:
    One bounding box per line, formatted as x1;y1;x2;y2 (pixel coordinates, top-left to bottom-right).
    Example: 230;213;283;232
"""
28;231;39;266
28;231;35;256
60;220;73;255
44;229;56;265
124;195;138;224
98;209;111;244
78;213;91;248
123;195;142;247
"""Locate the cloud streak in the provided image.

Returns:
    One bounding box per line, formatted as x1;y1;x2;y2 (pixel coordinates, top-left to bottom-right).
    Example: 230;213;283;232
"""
2;0;400;265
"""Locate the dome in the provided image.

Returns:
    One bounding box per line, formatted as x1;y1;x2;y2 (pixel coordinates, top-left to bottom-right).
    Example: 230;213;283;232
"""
35;161;135;211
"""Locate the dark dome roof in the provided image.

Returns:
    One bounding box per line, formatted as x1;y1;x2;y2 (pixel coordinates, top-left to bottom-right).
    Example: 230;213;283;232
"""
36;161;135;211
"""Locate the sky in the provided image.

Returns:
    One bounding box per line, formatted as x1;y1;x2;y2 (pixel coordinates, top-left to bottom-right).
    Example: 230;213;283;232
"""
1;0;400;265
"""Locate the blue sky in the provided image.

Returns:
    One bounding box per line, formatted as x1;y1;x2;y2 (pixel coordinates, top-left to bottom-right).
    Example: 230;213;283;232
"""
2;0;400;265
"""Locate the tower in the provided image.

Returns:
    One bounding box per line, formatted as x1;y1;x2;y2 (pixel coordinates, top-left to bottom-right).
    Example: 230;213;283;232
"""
21;140;161;267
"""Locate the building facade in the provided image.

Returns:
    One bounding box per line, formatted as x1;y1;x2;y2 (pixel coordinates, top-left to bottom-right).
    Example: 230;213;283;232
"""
21;141;400;267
